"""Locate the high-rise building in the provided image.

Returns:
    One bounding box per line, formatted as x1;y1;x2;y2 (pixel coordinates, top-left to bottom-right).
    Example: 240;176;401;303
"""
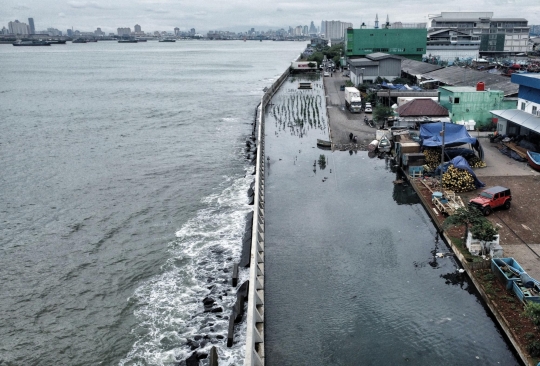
67;28;73;37
117;27;131;36
309;21;317;34
8;20;30;35
320;20;353;40
94;27;105;36
303;25;309;35
28;18;35;34
430;12;529;55
190;28;195;35
174;27;179;36
134;24;141;33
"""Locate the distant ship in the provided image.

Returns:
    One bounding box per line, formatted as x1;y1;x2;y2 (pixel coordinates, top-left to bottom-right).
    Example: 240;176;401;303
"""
46;40;67;45
72;38;87;43
159;38;176;42
13;40;51;46
118;39;138;43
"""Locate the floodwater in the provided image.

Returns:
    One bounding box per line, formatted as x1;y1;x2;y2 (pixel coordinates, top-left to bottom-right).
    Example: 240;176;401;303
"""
263;75;519;365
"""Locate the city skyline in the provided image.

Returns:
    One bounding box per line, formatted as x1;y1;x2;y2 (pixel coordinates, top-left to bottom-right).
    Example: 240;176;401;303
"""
2;0;540;34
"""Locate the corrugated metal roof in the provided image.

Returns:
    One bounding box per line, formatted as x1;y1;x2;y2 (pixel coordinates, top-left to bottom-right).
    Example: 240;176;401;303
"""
396;99;449;117
421;66;518;96
376;91;439;97
348;59;379;67
366;52;402;61
490;109;540;133
400;58;444;75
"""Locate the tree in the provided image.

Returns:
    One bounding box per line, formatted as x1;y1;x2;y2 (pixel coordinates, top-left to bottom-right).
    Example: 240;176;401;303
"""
470;219;498;256
373;105;393;123
443;207;484;232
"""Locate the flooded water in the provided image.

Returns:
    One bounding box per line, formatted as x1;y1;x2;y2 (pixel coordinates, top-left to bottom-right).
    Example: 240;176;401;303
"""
263;75;519;365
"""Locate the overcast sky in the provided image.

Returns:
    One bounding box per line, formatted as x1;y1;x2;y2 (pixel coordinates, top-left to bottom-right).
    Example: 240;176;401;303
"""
2;0;540;34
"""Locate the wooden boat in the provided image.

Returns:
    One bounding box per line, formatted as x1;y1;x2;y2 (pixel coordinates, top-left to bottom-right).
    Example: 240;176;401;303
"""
367;139;379;152
526;150;540;171
377;136;391;153
316;139;331;148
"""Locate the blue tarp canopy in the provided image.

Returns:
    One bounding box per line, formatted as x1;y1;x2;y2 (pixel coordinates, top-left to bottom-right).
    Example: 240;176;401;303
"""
434;156;485;189
420;122;484;160
420;122;477;147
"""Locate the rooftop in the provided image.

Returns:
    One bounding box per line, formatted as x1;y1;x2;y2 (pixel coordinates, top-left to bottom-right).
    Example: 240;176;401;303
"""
511;73;540;89
396;99;449;117
439;86;503;93
490;109;540;134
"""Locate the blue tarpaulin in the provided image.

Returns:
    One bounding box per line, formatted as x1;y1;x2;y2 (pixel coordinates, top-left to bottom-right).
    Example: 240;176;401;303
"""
420;122;477;147
434;156;485;189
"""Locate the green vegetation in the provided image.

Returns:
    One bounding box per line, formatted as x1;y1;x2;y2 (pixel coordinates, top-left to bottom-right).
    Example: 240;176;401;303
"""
373;105;393;123
444;207;498;256
525;302;540;326
307;42;344;66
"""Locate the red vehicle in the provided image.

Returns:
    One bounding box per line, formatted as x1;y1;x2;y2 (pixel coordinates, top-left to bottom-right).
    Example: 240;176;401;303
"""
469;186;512;216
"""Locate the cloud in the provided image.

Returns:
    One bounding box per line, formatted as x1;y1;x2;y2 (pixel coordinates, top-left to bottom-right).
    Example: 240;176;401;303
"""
58;12;66;17
68;1;111;9
12;4;30;10
145;8;169;14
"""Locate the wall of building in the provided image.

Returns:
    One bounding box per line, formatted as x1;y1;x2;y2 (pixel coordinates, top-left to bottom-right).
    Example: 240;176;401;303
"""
439;88;514;127
345;28;427;61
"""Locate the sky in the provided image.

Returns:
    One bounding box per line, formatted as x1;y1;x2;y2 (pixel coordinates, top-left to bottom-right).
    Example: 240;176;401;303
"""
2;0;540;34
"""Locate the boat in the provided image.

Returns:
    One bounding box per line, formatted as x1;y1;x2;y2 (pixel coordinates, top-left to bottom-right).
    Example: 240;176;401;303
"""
118;39;138;43
526;150;540;171
316;139;332;148
159;38;176;42
13;40;51;46
72;38;87;43
377;135;391;153
367;139;379;152
46;40;67;45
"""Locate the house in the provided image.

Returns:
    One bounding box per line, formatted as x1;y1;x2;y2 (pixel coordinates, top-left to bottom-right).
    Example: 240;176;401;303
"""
439;84;516;129
490;74;540;145
348;52;401;85
394;99;449;128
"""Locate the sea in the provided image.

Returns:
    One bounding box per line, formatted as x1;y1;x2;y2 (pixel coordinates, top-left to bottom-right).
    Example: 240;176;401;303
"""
0;40;302;366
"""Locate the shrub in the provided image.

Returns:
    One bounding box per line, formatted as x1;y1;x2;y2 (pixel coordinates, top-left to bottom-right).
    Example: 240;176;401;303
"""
527;340;540;357
525;302;540;326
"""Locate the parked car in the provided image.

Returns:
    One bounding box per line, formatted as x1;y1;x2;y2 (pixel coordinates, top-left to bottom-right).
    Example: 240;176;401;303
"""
469;186;512;216
364;103;372;113
323;71;330;77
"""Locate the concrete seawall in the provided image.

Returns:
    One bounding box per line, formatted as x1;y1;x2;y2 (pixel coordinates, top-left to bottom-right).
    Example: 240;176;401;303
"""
244;66;292;366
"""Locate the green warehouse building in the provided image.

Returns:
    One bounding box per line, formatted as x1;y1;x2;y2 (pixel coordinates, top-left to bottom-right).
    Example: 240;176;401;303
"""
345;28;427;61
438;84;517;129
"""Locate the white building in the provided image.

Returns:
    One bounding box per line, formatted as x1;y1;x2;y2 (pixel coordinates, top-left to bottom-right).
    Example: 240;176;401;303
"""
320;20;353;40
430;12;529;55
8;20;30;35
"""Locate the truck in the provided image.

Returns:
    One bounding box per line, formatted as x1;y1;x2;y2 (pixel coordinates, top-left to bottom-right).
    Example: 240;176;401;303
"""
344;87;362;113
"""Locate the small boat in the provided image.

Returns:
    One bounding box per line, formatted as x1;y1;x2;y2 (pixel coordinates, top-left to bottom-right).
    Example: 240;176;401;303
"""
46;40;67;45
527;150;540;171
118;39;138;43
367;139;379;152
377;136;391;153
317;139;332;148
159;38;176;42
72;38;87;43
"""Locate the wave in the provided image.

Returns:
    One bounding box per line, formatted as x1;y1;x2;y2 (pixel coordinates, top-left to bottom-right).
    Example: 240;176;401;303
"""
120;172;253;365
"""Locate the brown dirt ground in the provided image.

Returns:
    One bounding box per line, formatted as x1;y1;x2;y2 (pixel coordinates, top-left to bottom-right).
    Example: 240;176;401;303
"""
412;176;540;363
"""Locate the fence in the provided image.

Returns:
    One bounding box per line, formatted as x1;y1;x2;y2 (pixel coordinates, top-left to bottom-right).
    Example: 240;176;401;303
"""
244;67;291;366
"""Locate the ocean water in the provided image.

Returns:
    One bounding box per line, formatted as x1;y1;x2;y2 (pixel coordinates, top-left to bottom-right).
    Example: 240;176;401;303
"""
0;40;302;365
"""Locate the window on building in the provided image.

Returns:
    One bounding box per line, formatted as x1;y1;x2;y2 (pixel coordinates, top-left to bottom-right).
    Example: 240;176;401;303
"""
454;97;460;104
416;48;424;52
521;102;526;111
533;106;537;115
